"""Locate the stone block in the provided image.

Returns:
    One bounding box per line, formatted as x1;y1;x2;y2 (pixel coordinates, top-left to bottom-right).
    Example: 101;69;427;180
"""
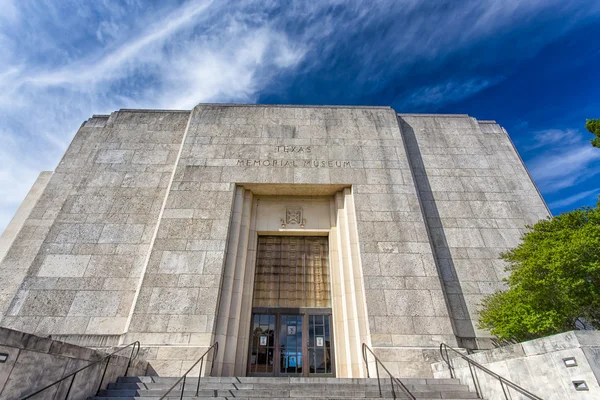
167;315;208;333
68;291;122;316
98;224;145;243
384;290;435;317
35;316;90;335
480;228;522;248
86;316;127;334
84;255;136;277
86;171;125;187
19;290;76;317
178;274;219;288
95;149;134;164
373;316;414;334
148;288;200;314
158;251;205;274
412;316;454;334
129;314;170;332
70;194;114;214
442;228;486;248
121;172;162;188
38;255;91;277
378;253;426;277
365;290;387;316
131;150;169;164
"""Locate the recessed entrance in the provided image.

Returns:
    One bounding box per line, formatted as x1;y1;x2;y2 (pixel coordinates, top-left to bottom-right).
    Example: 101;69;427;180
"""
214;187;369;378
248;236;334;377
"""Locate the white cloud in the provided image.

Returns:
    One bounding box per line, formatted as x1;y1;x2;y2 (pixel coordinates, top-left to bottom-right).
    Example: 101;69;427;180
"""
548;189;599;209
0;0;18;22
527;130;600;193
6;1;214;90
0;0;309;232
0;0;598;232
524;128;581;150
400;77;503;109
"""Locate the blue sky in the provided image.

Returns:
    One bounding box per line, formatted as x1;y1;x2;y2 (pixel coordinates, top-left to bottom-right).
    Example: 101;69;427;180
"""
1;0;600;232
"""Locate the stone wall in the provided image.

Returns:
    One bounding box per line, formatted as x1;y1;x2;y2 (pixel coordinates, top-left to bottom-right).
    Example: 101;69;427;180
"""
0;326;148;400
0;111;189;337
432;331;600;399
400;115;550;348
0;171;52;318
122;105;460;376
0;104;551;377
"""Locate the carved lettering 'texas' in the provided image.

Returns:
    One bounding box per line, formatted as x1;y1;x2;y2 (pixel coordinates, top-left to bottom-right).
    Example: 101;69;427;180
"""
276;145;312;153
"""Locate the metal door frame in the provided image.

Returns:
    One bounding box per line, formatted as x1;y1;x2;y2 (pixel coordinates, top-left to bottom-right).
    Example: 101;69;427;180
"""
247;307;335;377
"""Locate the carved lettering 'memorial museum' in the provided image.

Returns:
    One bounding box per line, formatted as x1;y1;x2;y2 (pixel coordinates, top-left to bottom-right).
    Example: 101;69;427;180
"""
0;104;549;377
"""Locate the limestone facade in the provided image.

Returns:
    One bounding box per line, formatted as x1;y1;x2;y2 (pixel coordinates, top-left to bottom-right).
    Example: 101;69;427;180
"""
0;105;549;377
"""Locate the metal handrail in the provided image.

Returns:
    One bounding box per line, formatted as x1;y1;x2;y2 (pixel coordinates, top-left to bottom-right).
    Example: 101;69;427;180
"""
440;343;543;399
362;343;416;399
158;342;218;400
21;341;141;400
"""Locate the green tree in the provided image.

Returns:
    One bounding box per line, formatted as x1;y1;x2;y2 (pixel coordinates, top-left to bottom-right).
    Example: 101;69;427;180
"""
587;119;600;148
478;199;600;341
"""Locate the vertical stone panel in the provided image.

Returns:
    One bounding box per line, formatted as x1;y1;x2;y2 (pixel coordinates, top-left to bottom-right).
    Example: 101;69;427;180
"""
399;115;550;349
0;111;189;336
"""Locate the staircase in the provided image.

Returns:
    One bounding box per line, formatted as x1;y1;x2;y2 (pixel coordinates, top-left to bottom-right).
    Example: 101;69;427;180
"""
90;376;479;399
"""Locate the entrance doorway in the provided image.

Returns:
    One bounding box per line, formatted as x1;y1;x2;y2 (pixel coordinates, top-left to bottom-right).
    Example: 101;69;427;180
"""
248;236;334;377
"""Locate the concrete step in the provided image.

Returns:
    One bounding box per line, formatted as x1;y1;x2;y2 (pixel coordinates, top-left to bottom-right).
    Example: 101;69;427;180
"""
98;388;478;398
89;375;480;400
107;382;471;392
93;398;476;400
116;376;461;385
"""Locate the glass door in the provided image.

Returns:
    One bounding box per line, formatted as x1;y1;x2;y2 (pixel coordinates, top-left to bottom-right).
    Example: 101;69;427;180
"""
248;314;275;375
308;314;333;375
249;310;334;377
279;315;303;375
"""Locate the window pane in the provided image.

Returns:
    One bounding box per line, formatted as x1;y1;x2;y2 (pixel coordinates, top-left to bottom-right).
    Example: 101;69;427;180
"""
253;236;330;308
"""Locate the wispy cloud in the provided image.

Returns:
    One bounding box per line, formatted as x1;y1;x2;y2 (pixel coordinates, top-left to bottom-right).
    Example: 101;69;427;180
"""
548;189;599;209
0;0;309;231
0;0;599;232
526;129;600;193
524;128;581;150
17;1;214;88
399;77;504;110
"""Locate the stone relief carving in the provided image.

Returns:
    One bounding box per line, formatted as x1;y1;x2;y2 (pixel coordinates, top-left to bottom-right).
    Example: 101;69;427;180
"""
286;207;303;225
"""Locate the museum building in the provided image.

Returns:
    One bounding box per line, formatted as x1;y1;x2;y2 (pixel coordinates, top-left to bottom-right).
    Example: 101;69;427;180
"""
0;104;549;378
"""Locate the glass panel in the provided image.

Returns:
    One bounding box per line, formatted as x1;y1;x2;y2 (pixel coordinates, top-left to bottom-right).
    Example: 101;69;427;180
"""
308;314;332;374
253;236;330;308
250;314;275;373
305;238;330;308
279;315;303;374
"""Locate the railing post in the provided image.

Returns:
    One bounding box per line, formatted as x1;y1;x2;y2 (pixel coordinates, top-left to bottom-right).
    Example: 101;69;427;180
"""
180;375;186;400
375;359;382;397
96;355;111;396
467;362;481;399
446;346;454;379
500;379;510;400
196;356;204;396
64;373;76;400
363;344;370;378
390;376;396;399
125;342;137;376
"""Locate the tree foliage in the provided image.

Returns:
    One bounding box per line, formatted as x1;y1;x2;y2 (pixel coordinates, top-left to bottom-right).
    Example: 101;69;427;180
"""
587;119;600;148
478;199;600;341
